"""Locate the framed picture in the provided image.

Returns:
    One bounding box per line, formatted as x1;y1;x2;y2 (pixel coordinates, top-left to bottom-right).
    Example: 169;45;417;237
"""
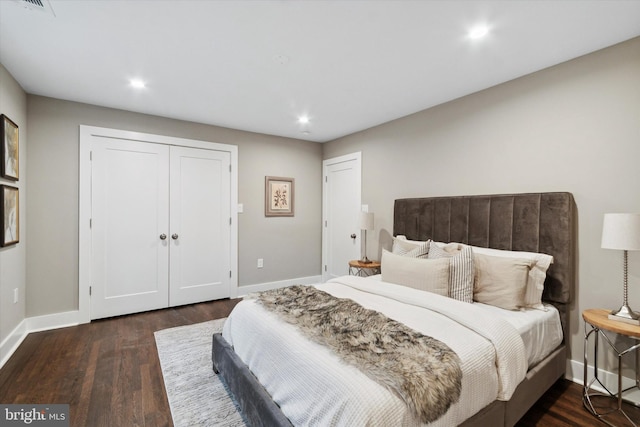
1;114;19;181
265;176;294;217
1;185;19;247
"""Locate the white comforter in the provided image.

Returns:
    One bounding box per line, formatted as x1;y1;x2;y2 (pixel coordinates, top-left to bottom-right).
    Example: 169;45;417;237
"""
222;276;527;426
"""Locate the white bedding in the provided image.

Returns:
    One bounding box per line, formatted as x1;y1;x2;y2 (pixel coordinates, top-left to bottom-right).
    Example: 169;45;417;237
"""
474;302;562;368
222;276;546;426
367;274;563;368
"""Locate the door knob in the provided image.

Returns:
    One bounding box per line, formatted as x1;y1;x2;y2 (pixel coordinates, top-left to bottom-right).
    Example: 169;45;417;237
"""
159;233;167;240
172;233;179;240
350;233;357;239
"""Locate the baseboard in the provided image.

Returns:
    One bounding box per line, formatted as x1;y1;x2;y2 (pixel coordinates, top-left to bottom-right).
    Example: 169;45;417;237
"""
0;319;28;370
0;310;82;370
567;357;640;405
26;310;82;333
236;275;323;297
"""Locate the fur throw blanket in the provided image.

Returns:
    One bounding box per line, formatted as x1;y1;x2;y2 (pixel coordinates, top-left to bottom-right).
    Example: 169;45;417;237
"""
252;285;462;423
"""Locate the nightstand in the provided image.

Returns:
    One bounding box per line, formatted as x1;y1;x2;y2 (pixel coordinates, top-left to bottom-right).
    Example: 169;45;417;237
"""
348;260;381;277
583;308;640;426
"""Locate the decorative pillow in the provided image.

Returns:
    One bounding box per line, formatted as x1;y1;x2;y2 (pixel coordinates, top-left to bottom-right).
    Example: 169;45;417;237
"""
395;235;429;244
473;254;533;310
427;243;474;303
404;243;430;258
429;242;464;256
392;236;429;258
470;246;553;310
381;249;449;296
430;241;454;249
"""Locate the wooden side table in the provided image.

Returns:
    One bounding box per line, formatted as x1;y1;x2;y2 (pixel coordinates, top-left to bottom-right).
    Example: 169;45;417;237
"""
583;308;640;426
348;260;381;277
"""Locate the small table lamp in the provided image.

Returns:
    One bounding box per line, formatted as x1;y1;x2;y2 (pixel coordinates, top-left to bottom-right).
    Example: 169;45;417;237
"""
601;213;640;324
359;212;374;264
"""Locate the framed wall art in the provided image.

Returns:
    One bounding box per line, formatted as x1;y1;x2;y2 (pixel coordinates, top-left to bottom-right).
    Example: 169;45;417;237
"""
1;114;19;181
265;176;294;217
1;184;19;247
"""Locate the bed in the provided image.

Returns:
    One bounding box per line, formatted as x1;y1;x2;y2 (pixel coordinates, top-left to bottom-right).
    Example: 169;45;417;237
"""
212;192;576;426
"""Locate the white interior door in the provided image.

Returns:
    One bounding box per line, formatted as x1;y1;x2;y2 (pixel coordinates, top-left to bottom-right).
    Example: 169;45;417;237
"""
322;153;361;282
79;125;238;323
91;138;170;319
169;146;231;306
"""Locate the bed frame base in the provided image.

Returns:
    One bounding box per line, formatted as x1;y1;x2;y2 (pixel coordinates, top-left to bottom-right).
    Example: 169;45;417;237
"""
213;332;566;427
213;333;293;427
459;345;567;427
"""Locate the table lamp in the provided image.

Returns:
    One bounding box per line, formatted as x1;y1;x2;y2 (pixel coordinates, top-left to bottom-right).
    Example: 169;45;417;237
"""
359;212;374;264
601;213;640;324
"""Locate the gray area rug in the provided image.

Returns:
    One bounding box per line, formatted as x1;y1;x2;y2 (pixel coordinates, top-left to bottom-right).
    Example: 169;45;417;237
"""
155;319;247;427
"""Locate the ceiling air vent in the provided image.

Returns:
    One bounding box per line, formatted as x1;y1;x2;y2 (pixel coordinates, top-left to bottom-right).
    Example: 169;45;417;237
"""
13;0;56;16
23;0;44;7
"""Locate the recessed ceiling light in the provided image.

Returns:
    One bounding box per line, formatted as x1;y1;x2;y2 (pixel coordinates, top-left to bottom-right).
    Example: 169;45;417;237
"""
297;115;310;124
129;79;146;89
468;25;489;40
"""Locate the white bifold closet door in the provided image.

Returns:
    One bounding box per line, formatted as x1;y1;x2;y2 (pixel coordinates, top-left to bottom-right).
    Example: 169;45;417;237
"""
169;146;231;306
90;138;231;319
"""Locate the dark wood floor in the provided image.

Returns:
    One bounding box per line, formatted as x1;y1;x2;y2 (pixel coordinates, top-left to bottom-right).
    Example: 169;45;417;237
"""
1;298;638;426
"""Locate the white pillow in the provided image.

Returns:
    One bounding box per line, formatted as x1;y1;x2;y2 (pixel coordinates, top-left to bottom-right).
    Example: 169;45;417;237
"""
381;249;449;296
473;254;533;310
470;246;553;310
392;236;429;258
427;243;474;303
395;235;427;245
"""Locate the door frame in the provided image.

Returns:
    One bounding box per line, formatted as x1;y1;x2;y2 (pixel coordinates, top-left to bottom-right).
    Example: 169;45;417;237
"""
321;152;361;283
78;125;238;323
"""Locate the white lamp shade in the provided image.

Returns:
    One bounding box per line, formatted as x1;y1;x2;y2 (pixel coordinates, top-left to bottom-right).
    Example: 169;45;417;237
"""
359;212;374;230
601;213;640;250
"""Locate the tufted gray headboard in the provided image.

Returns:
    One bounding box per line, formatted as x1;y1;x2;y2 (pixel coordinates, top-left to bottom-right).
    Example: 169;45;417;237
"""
393;192;576;337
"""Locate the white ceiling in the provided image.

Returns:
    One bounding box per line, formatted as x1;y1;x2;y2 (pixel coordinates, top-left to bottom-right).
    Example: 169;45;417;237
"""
1;0;639;143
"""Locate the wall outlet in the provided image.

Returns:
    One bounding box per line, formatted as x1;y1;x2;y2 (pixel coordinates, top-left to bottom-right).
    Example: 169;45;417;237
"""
13;288;18;304
257;258;264;268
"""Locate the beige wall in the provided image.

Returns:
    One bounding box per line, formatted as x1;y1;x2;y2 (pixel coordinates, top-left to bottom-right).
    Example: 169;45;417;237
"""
0;63;27;349
26;96;322;317
324;37;640;371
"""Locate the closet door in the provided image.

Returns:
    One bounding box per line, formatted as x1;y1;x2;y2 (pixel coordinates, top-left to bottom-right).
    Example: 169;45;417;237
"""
91;138;170;319
322;153;361;281
169;146;231;305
